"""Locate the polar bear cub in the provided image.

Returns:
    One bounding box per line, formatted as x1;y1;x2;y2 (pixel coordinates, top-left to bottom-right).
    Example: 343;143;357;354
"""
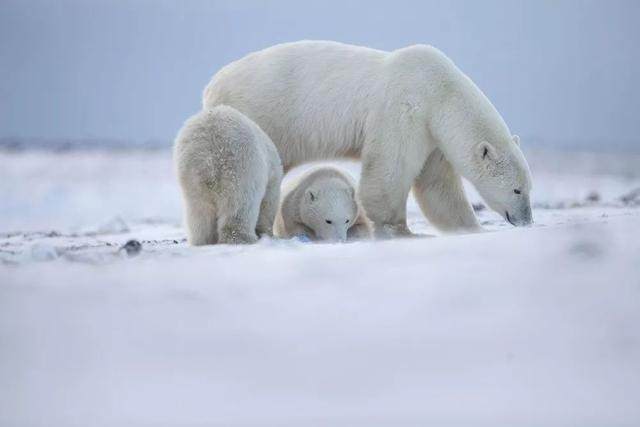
274;167;371;242
174;105;283;245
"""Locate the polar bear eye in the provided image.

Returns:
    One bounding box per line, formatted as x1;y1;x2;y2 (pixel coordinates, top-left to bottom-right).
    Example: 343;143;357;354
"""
514;189;521;195
325;219;332;224
345;219;350;224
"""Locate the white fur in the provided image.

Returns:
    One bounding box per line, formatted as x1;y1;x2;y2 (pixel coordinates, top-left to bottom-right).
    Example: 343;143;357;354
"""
174;105;283;245
274;167;371;242
204;41;533;236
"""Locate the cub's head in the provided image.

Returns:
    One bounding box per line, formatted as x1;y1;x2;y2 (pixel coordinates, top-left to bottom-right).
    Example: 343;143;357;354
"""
469;135;533;226
300;181;358;242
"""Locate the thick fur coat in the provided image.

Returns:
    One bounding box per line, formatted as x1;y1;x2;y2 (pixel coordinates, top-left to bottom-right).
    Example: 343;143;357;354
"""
174;105;283;245
204;41;533;236
274;167;371;241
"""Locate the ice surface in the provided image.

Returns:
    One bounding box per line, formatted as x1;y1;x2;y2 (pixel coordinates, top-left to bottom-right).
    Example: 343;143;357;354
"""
1;148;639;426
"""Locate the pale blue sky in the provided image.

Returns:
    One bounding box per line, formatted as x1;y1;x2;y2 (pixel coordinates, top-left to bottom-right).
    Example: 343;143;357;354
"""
1;0;639;151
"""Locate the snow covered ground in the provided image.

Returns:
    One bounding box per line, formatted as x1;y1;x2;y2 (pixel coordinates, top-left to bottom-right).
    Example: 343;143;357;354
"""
1;148;640;426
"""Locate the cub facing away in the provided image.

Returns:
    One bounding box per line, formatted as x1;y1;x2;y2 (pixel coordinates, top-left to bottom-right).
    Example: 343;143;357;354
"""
174;105;283;245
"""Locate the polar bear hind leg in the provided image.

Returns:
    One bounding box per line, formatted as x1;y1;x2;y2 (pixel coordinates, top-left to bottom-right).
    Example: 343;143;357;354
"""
217;206;260;244
184;197;219;246
216;181;261;245
255;173;281;237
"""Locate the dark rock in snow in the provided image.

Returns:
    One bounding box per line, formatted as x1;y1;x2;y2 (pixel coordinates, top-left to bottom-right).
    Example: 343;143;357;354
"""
120;240;142;257
585;191;600;203
620;188;640;206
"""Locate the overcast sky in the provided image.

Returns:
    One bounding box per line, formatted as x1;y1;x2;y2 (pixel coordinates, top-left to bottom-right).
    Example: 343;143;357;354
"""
1;0;639;151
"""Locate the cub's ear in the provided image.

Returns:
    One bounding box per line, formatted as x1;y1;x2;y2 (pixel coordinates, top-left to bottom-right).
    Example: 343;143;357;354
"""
306;190;316;202
512;135;521;146
475;141;495;161
347;186;355;199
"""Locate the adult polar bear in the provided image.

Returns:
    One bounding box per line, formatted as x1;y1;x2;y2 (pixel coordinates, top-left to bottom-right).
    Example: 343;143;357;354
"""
203;41;533;237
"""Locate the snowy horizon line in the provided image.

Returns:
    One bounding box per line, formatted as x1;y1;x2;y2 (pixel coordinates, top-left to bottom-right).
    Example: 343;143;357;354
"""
1;136;638;155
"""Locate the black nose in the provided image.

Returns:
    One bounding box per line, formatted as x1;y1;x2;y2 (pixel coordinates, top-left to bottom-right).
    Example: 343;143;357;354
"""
506;210;533;227
505;211;516;226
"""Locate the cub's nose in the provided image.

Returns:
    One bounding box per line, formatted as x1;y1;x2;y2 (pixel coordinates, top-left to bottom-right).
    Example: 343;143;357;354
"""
331;231;348;243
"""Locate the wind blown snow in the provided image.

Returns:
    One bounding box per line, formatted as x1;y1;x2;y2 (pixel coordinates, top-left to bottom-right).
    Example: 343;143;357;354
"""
1;148;639;427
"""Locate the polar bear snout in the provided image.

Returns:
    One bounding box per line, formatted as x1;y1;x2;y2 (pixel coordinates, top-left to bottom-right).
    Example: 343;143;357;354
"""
315;226;349;243
505;203;533;227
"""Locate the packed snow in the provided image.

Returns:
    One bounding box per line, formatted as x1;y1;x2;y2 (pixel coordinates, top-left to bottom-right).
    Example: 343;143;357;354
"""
1;148;639;426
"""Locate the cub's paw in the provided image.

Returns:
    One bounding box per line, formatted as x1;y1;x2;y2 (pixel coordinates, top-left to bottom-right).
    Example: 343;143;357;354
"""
294;234;313;243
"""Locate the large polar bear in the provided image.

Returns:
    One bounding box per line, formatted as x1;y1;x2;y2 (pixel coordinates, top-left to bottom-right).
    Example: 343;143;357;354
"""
204;41;533;237
274;167;372;242
174;105;283;245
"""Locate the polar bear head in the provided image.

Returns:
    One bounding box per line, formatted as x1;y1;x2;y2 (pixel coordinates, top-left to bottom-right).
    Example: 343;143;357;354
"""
467;135;533;226
300;180;358;242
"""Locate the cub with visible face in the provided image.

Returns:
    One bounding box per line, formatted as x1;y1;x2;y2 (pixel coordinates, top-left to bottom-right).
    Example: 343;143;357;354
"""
274;167;371;242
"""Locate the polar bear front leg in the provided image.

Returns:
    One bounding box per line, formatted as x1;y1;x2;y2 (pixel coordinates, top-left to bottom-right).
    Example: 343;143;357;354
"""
359;152;417;239
412;148;482;233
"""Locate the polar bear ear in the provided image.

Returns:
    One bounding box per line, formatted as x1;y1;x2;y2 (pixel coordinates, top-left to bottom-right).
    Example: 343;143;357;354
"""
306;190;316;202
475;141;496;161
512;135;521;146
347;186;355;199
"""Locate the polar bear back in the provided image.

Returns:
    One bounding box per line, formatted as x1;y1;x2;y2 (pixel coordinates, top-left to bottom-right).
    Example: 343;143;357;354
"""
204;41;390;169
174;106;280;197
